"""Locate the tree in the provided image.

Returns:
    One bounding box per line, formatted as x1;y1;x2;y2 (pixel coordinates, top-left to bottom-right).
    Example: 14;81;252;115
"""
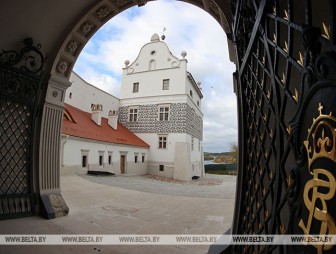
204;155;215;161
230;142;238;163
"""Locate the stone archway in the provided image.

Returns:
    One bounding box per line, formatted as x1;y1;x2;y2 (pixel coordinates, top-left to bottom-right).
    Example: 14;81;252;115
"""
51;0;233;80
36;0;235;219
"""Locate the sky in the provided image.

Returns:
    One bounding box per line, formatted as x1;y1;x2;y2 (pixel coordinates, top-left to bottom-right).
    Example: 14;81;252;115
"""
74;0;237;153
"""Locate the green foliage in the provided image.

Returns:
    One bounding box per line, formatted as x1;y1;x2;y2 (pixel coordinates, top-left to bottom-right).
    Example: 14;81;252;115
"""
204;163;237;171
204;155;215;161
229;142;238;163
206;169;237;175
205;163;237;175
204;152;232;156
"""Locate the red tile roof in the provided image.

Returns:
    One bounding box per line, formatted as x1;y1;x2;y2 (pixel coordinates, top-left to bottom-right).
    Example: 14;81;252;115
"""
62;103;149;148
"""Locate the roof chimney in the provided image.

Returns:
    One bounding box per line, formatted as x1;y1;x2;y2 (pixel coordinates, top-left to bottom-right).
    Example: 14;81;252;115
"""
108;110;118;130
91;104;103;126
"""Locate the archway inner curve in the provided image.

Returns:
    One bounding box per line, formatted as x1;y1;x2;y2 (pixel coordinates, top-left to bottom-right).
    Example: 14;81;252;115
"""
50;0;234;80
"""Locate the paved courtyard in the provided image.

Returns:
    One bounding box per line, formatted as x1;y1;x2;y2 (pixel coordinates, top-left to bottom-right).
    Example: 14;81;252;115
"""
0;174;236;254
82;173;237;199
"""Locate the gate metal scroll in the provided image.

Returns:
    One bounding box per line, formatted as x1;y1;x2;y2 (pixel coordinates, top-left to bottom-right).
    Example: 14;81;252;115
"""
0;38;44;219
229;0;336;253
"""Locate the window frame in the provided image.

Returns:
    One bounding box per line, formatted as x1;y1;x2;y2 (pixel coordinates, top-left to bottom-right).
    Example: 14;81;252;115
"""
108;151;113;165
158;135;168;149
162;79;170;90
128;106;139;122
158;104;170;121
99;155;103;166
133;82;139;93
134;153;138;164
82;155;87;168
98;150;105;167
81;149;89;168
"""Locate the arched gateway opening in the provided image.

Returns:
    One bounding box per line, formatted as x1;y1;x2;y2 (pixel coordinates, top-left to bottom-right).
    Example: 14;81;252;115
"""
1;0;234;220
1;1;336;254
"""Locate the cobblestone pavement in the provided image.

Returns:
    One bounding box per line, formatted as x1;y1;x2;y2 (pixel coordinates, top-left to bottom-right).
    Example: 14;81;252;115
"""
81;174;237;199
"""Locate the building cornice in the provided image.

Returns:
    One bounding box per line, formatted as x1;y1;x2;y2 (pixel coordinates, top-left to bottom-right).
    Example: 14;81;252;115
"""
187;72;203;98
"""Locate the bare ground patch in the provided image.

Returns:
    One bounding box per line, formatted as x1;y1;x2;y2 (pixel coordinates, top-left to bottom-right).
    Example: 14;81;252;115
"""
143;175;223;186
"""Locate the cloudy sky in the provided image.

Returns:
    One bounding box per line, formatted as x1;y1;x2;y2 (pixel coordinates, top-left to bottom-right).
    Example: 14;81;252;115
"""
74;0;237;152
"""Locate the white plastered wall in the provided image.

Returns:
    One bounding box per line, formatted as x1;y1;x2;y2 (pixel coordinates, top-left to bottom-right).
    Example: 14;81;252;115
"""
65;72;119;117
120;39;188;100
61;136;148;175
188;135;204;177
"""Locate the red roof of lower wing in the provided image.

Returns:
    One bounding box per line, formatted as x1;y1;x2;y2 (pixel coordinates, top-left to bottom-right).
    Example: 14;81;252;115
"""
62;103;149;148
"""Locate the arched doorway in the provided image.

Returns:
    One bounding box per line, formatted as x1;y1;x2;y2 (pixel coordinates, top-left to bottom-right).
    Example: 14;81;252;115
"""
1;1;336;253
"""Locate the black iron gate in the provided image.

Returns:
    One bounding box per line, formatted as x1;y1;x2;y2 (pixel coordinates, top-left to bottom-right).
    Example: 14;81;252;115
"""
0;38;44;219
229;0;336;253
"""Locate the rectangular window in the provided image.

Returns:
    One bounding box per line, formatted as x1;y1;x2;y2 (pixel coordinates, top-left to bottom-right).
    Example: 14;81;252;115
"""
134;155;138;163
133;82;139;93
82;155;87;168
158;105;170;121
158;135;167;149
99;155;103;166
191;137;194;151
162;79;169;90
129;107;138;122
81;149;89;168
142;155;145;163
159;165;164;171
108;151;112;166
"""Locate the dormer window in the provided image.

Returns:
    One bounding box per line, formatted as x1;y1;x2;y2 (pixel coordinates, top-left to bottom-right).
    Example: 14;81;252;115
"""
109;110;117;116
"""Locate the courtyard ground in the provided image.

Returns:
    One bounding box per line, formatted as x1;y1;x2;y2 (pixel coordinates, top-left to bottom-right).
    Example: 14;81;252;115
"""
0;174;236;254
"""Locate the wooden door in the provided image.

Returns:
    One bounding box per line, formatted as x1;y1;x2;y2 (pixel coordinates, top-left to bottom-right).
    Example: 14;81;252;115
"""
120;155;125;174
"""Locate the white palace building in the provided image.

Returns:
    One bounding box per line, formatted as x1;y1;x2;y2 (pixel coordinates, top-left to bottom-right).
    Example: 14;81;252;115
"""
61;34;204;181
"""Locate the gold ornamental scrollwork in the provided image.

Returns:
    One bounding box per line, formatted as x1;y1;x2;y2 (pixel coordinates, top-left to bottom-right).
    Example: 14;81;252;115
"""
299;103;336;254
